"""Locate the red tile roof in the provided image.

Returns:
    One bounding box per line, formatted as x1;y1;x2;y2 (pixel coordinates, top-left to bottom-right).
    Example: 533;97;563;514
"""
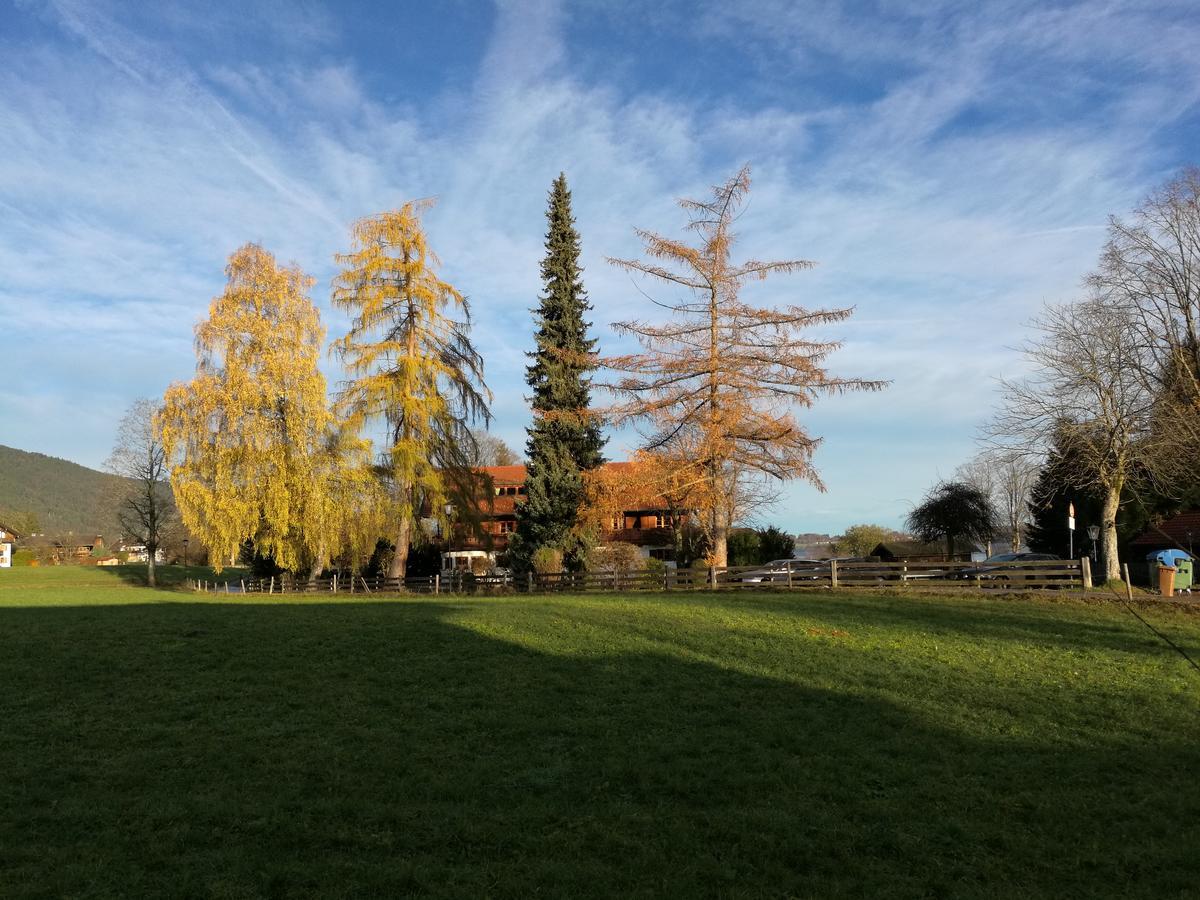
479;465;528;484
478;462;636;482
1131;510;1200;549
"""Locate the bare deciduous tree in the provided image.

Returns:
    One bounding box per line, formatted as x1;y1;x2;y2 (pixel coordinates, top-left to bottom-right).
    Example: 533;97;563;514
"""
1091;168;1200;442
468;430;520;467
955;450;1038;552
106;398;173;587
991;298;1183;581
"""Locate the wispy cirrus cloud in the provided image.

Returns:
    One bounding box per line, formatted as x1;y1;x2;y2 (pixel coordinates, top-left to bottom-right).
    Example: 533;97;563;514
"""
1;0;1197;532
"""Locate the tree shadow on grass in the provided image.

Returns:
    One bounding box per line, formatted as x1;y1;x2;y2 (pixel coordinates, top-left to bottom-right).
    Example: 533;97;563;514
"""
92;563;250;590
0;601;1196;899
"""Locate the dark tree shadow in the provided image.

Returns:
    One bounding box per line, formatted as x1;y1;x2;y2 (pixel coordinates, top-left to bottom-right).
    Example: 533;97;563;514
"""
92;562;250;589
0;600;1196;899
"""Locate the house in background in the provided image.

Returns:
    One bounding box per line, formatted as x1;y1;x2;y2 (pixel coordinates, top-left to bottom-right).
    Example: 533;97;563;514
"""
0;522;18;568
116;542;165;564
443;463;681;572
872;540;966;562
1131;510;1199;558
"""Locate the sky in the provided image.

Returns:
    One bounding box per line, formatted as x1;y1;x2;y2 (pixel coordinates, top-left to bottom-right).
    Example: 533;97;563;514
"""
1;0;1198;534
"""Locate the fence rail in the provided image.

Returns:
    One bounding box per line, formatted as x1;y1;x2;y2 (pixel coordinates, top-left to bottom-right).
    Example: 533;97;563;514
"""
189;558;1089;596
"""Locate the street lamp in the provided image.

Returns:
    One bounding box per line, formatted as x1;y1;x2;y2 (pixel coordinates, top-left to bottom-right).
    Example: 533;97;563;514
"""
1086;525;1099;562
182;538;189;568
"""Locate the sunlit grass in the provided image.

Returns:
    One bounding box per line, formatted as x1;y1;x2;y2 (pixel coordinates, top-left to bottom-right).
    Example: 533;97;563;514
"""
1;569;1197;897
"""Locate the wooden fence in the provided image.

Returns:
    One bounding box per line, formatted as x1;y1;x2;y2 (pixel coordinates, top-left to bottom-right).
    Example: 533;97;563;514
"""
190;558;1089;596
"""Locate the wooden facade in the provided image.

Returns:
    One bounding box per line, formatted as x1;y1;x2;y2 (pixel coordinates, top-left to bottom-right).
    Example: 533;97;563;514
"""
456;464;682;562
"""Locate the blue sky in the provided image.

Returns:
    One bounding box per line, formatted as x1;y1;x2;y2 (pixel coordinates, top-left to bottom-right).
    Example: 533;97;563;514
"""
2;0;1198;534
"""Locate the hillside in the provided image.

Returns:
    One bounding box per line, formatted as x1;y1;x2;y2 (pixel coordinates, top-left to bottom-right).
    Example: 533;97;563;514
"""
0;445;127;539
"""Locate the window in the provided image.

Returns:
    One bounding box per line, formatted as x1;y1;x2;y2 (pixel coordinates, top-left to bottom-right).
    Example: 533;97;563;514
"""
517;486;526;495
609;515;622;531
497;520;516;533
653;514;666;529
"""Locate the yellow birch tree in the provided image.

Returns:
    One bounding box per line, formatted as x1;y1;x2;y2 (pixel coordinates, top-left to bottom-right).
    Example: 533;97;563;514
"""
604;166;886;566
332;201;491;579
159;243;337;573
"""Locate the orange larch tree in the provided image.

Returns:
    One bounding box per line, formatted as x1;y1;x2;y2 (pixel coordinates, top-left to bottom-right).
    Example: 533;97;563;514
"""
603;166;885;566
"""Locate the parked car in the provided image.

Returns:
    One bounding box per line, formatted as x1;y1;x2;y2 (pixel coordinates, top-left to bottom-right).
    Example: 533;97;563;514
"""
836;558;952;582
739;558;826;583
960;552;1062;581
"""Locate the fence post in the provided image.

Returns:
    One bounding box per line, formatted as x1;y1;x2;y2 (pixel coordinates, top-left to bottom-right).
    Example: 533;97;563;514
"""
269;575;274;595
1081;556;1092;591
787;565;793;590
527;572;534;594
708;566;716;590
830;559;838;589
1123;563;1133;602
240;579;245;594
434;573;440;595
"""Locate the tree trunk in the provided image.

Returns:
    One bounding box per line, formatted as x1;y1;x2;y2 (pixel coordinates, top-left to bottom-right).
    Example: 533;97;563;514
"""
389;516;411;580
1101;482;1121;582
708;504;729;568
147;552;156;588
307;541;327;586
711;526;728;568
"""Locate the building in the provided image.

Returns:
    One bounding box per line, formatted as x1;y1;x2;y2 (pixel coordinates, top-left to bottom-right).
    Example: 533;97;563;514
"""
116;542;165;564
872;540;965;562
0;522;18;568
444;463;682;571
1131;510;1200;557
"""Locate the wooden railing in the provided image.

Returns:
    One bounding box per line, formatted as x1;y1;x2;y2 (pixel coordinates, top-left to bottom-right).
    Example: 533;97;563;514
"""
190;558;1088;596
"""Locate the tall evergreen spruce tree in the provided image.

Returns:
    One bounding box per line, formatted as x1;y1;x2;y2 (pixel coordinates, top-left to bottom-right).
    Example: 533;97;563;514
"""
510;174;605;572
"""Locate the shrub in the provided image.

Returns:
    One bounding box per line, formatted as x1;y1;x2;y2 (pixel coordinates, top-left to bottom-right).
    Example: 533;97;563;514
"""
588;543;644;573
531;547;564;575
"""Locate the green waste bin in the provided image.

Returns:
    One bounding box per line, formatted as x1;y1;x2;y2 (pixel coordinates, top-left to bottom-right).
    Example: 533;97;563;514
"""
1147;550;1193;591
1175;557;1193;591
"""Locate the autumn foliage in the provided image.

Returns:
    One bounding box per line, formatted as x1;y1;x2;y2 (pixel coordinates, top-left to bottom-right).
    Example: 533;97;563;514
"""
332;201;491;578
159;244;376;573
603;166;884;565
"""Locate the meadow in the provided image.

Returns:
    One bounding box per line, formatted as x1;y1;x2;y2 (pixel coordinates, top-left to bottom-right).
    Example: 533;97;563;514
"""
1;566;1198;898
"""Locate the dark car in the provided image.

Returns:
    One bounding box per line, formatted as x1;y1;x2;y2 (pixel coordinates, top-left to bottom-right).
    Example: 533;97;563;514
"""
961;552;1062;581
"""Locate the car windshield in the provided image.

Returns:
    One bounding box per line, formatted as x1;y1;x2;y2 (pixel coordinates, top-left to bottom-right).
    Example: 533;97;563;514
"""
985;553;1019;562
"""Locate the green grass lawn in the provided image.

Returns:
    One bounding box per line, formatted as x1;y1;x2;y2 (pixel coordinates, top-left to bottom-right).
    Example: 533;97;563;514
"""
1;567;1198;898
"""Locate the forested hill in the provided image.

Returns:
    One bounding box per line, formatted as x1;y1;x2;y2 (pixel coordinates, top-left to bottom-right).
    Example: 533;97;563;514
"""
0;445;127;539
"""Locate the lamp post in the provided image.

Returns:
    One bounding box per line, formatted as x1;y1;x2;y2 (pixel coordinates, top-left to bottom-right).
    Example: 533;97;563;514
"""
182;538;189;568
1087;525;1099;562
